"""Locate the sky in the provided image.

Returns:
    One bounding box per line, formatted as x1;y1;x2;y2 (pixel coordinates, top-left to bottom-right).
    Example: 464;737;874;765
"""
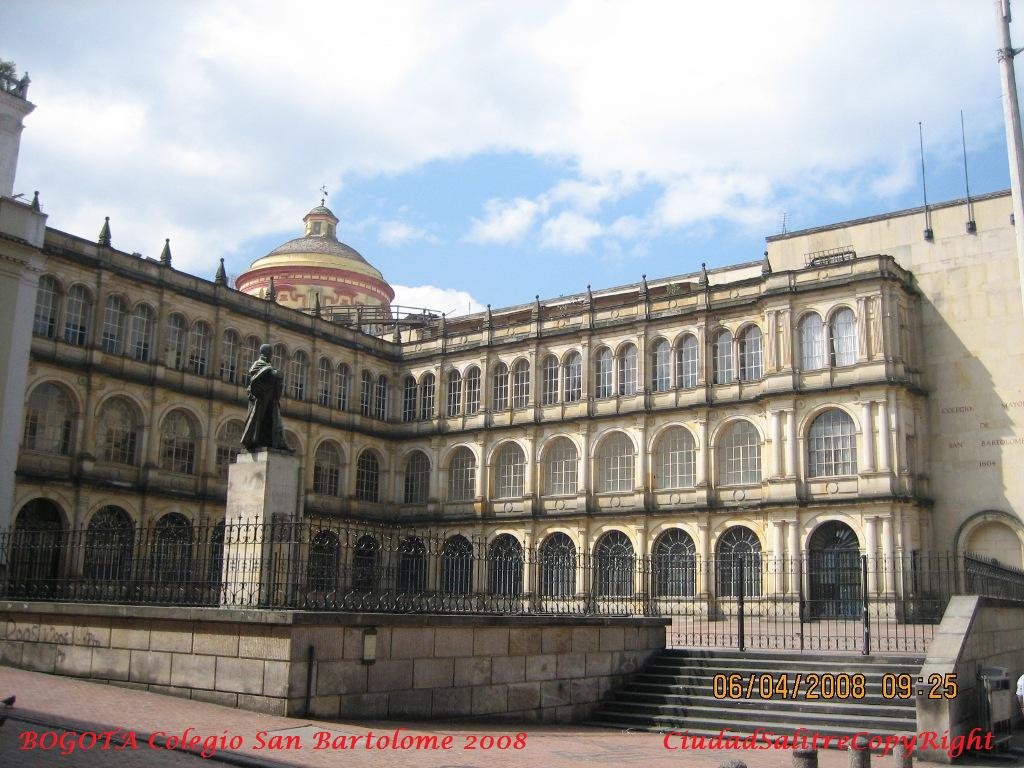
1;1;1020;316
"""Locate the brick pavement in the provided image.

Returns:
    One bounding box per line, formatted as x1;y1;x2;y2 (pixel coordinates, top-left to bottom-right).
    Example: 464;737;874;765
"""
0;666;1017;768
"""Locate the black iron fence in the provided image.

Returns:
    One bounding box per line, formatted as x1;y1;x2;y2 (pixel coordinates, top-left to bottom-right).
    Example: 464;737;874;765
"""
3;517;1024;654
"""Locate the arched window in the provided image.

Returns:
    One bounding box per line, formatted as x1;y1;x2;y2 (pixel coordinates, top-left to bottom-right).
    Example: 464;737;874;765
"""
799;313;826;370
351;535;380;590
419;372;435;420
164;314;187;369
595;531;634;597
738;325;762;381
539;532;576;598
33;275;60;338
97;398;140;465
221;330;241;383
713;329;733;384
829;308;857;367
11;499;65;590
23;383;74;455
543;437;578;496
594;347;613;398
355;450;380;502
374;375;388;420
494;443;525;499
101;296;127;355
808;409;858;478
541;355;559;405
563;352;582;402
271;343;287;371
492;362;509;410
653;427;696;490
63;285;92;346
718;420;761;485
596;432;635;493
215;420;244;479
652;529;696;597
488;534;523;597
618;344;638;395
241;336;261;378
85;506;134;582
446;370;462;416
308;530;340;592
403;450;430;504
651;339;671;392
398;537;427;593
676;334;699;388
716;526;762;597
441;535;473;595
448;447;476;502
151;513;192;587
313;441;342;496
160;410;196;474
464;367;481;414
287;351;309;400
360;370;373;416
316;357;332;406
402;375;417;421
511;359;530;408
335;363;350;410
188;321;211;375
127;304;155;361
208;521;225;589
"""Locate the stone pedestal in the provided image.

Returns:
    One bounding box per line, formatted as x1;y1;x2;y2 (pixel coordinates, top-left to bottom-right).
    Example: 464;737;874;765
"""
221;449;302;607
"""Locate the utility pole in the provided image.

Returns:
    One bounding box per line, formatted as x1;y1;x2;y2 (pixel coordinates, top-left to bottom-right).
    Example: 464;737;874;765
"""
995;0;1024;316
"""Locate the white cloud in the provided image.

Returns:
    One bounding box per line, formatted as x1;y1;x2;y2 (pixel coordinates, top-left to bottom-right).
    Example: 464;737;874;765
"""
466;197;542;244
378;220;438;246
391;284;484;316
540;211;602;252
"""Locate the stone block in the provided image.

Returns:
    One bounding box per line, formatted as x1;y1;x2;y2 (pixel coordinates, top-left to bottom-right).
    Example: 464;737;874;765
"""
391;627;435;659
309;695;341;718
623;627;639;650
454;657;491;687
343;628;366;660
367;660;414;693
54;645;93;677
110;681;148;692
541;627;572;654
413;657;454;689
571;678;600;704
238;694;286;716
170;654;216;689
540;679;571;707
91;648;130;680
110;621;150;650
239;627;290;660
193;625;240;657
509;627;542;656
263;660;291;697
434;627;474;658
491;656;525;684
339;692;388;718
74;623;110;648
389;689;433;718
0;640;23;665
317;661;368;696
216;657;264;694
585;651;613;677
571;627;600;653
432;687;473;717
149;625;193;654
149;685;192;700
471;684;508;715
599;627;625;651
21;643;57;672
554;705;575;723
191;689;239;707
525;654;557;681
557;653;586;679
130;651;172;685
507;681;541;710
474;627;509;656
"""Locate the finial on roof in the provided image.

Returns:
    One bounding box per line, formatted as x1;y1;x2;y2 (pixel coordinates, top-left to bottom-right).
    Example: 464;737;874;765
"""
319;185;328;206
586;284;593;300
641;274;649;291
393;321;401;344
98;217;111;246
159;238;172;266
698;262;709;287
266;276;277;302
312;292;321;318
215;257;227;286
761;252;772;276
30;191;39;211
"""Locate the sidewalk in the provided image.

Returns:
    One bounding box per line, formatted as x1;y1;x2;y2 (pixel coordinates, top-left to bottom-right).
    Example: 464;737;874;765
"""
0;666;1020;768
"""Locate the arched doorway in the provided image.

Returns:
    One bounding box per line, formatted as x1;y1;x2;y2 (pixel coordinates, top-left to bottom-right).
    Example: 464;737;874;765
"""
807;520;861;618
10;499;65;597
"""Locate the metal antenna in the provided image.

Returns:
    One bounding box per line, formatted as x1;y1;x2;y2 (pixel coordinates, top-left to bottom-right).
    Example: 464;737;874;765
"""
919;122;933;241
962;110;977;233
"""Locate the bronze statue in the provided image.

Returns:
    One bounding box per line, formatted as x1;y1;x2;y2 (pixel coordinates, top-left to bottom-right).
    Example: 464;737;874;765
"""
241;344;292;452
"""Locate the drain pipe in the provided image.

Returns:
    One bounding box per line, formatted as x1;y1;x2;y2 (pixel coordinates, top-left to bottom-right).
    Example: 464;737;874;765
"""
304;645;315;716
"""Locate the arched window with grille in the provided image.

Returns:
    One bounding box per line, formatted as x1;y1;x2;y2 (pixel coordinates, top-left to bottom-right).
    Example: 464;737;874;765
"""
676;334;699;388
713;329;733;384
164;313;188;369
10;499;65;591
316;357;332;405
33;275;60;339
492;362;509;410
419;372;435;420
335;363;350;410
208;521;225;591
488;534;523;597
287;351;309;400
738;325;762;381
215;420;244;479
650;339;671;392
653;427;696;490
313;441;342;496
403;450;430;504
127;304;155;361
359;370;373;416
494;442;525;499
594;348;613;398
829;308;857;367
543;437;578;496
241;336;261;378
464;367;481;414
98;398;141;465
441;535;473;595
563;352;582;402
799;313;826;370
618;343;638;395
221;330;241;383
374;375;388;420
402;375;417;422
446;370;462;416
85;506;134;582
355;450;380;502
271;343;287;371
398;537;427;593
511;360;530;408
539;532;576;598
308;530;340;592
652;529;696;597
63;285;92;346
447;447;476;502
351;534;380;590
594;531;635;597
188;321;211;375
718;420;761;485
151;513;192;588
160;410;197;474
541;354;559;405
808;409;858;478
595;431;635;493
23;383;74;455
101;296;127;355
715;526;762;597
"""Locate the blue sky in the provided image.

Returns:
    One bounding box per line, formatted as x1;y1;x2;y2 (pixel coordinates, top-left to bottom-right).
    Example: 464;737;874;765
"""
1;1;1018;314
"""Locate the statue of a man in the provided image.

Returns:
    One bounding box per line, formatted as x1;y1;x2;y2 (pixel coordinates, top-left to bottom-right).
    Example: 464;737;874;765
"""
241;344;292;452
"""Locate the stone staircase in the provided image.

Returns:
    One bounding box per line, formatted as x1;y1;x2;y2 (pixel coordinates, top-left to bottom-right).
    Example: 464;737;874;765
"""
588;649;922;740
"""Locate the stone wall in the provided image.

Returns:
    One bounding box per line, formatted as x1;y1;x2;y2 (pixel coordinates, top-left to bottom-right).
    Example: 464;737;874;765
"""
0;601;666;722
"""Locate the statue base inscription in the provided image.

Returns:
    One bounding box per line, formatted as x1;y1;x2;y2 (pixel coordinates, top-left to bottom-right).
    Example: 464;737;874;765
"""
221;449;302;607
